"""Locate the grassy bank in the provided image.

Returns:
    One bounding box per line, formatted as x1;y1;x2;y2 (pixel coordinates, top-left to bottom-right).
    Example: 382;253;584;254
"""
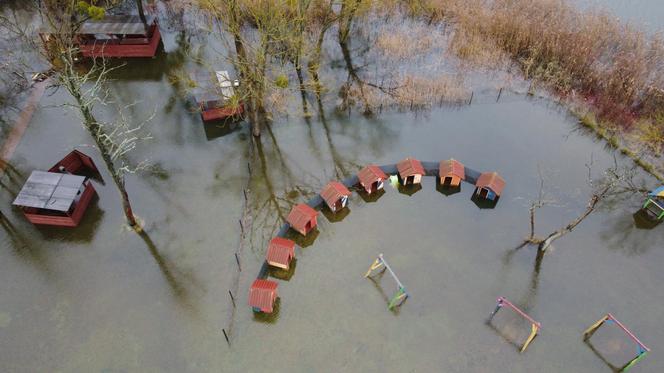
407;0;663;177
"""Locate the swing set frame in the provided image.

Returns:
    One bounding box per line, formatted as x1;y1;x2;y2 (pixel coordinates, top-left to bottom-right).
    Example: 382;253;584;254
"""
488;296;541;353
365;254;409;310
583;313;650;372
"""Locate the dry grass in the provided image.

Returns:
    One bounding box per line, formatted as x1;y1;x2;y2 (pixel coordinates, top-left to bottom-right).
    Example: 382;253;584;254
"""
418;0;664;129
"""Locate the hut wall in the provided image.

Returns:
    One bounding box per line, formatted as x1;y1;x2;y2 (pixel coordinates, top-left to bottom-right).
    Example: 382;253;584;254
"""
441;175;461;187
79;27;161;58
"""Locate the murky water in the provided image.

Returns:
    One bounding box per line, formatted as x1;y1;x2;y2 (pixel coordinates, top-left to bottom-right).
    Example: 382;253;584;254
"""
2;2;664;373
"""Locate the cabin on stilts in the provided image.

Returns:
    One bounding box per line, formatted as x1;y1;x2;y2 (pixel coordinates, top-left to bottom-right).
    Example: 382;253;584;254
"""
12;171;96;227
583;313;650;371
286;203;318;236
475;172;505;201
321;181;351;213
192;70;244;122
40;15;162;58
643;186;664;221
357;165;388;194
248;279;279;313
266;237;296;270
397;158;425;186
439;159;465;187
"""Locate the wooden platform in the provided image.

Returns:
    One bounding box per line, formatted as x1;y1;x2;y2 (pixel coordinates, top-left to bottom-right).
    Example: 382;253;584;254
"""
79;26;161;58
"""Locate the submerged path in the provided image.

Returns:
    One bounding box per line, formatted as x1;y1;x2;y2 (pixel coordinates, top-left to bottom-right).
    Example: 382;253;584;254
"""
255;161;484;279
0;80;48;174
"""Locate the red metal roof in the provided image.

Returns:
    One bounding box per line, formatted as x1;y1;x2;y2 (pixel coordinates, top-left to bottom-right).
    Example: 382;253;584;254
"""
266;237;295;267
439;159;465;179
397;158;425;178
476;172;506;196
357;165;388;187
249;279;278;313
320;181;351;207
287;204;318;232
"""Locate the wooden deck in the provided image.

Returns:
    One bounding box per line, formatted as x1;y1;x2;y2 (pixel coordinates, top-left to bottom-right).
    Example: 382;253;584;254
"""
201;103;244;122
79;26;162;58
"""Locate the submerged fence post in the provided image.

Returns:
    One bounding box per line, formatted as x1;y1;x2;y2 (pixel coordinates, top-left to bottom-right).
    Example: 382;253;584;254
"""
497;87;503;102
239;219;244;236
222;328;230;346
234;253;241;271
229;290;236;308
468;91;474;105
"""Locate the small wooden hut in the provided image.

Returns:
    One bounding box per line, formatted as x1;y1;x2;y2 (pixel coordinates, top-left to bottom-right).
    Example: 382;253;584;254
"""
397;158;425;186
357;165;388;194
439;159;465;187
40;15;162;58
12;171;96;227
192;70;244;121
248;279;279;313
321;181;351;213
643;186;664;220
287;203;318;236
266;237;296;270
48;150;99;176
475;172;505;201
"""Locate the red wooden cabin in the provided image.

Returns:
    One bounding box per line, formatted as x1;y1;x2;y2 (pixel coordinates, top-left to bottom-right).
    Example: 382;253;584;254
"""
12;171;96;227
439;159;465;187
357;165;387;194
48;150;100;176
397;158;425;185
76;15;161;58
266;237;296;270
286;203;318;236
475;172;505;201
321;181;351;213
249;279;279;313
192;70;244;121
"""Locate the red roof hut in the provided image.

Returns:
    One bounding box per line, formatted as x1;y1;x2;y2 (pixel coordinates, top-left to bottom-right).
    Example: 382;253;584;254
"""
287;203;318;236
357;165;388;194
321;181;351;213
439;159;465;187
266;237;296;270
49;150;100;176
12;171;96;227
475;172;505;201
248;279;279;313
397;158;425;186
192;70;244;122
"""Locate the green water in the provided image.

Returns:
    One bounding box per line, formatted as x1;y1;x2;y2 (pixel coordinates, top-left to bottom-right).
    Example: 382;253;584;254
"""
1;2;664;372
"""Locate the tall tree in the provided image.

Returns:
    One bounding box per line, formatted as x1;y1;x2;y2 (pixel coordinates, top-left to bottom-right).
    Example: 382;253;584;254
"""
31;1;151;228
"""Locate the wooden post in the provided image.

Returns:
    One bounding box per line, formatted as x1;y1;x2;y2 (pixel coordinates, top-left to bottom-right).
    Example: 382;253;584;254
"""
468;91;474;105
496;87;503;102
234;253;241;271
222;328;230;346
228;290;236;308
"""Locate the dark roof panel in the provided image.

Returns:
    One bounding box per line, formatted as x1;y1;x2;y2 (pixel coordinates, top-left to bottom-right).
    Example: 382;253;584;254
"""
79;15;153;35
13;171;85;211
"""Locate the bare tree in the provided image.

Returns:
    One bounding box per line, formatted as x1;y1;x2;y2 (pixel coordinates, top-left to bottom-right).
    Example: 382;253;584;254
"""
31;1;152;229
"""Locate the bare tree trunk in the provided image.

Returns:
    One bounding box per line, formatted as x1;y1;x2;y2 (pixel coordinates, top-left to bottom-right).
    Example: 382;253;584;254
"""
537;191;605;252
64;80;139;229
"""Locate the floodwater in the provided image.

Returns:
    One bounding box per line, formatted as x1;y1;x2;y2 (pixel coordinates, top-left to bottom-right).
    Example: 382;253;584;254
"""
2;3;664;373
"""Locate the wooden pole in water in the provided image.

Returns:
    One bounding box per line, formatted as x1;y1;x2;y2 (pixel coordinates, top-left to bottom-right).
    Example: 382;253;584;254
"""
234;253;241;271
468;91;474;105
228;290;236;308
497;87;503;102
222;328;230;346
